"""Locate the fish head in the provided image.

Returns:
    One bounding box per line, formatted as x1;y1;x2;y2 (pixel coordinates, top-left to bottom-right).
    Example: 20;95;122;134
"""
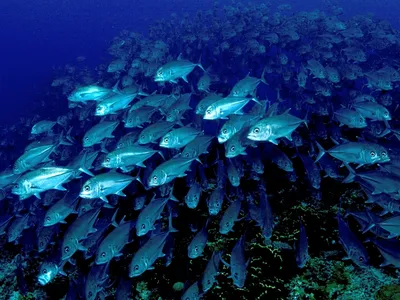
188;243;203;259
277;159;293;172
203;104;219;120
13;160;24;175
377;146;390;163
208;197;222;216
154;67;168;82
83;134;94;147
95;246;112;265
252;160;264;174
129;257;146;277
380;107;391;120
38;262;58;286
138;133;151;145
43;211;60;227
185;191;200;209
95;103;107;116
148;169;168;187
219;219;233;235
247;123;270;141
61;237;78;261
231;269;246;288
12;180;30;196
218;124;234;143
102;153;119;169
80;178;99;199
159;133;173;148
225;142;241;158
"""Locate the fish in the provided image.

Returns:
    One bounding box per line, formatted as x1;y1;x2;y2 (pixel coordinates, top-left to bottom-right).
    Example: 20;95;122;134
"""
224;234;249;288
80;172;140;202
201;251;222;292
219;200;242;234
188;219;209;259
337;213;369;268
83;121;120;147
147;157;197;187
159;127;202;149
95;219;135;265
12;167;76;200
61;208;101;261
295;221;309;268
154;56;205;83
247;110;307;144
203;96;260;120
102;145;164;170
129;213;177;277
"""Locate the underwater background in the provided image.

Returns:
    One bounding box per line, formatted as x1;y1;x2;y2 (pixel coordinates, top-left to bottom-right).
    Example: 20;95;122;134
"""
1;0;400;299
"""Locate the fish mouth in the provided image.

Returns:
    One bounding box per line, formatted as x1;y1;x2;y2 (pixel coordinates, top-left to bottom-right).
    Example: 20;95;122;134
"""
38;275;49;286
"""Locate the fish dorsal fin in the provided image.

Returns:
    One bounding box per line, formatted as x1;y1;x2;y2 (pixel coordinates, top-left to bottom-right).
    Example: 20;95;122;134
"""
177;53;183;61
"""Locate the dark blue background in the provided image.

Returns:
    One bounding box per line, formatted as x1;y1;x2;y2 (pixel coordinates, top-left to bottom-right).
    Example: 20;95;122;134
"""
0;0;399;124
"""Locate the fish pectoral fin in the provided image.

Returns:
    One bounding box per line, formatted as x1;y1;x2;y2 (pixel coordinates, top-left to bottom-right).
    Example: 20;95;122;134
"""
100;196;109;202
356;164;364;169
78;244;88;251
177;173;188;178
269;139;278;145
34;193;42;199
115;190;126;197
54;184;67;191
137;162;146;168
285;134;293;141
181;76;189;83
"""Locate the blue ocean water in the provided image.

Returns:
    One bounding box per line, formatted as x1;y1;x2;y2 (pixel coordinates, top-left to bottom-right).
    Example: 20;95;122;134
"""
1;0;400;299
1;0;399;123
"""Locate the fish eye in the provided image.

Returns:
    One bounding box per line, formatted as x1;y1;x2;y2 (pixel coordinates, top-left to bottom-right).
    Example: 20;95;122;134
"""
134;265;139;271
207;279;211;285
225;221;230;226
153;176;157;181
105;158;110;163
222;129;228;134
253;127;260;134
234;272;239;279
64;246;70;253
96;106;101;111
141;224;146;229
216;202;220;207
85;137;89;141
101;252;106;257
164;137;169;143
359;118;364;122
42;269;47;274
88;292;93;297
370;151;376;157
194;246;198;252
382;152;387;156
84;185;90;191
185;153;189;158
128;119;132;123
14;183;19;188
140;135;145;140
40;241;44;247
206;109;211;114
230;146;235;152
82;208;87;213
359;256;364;262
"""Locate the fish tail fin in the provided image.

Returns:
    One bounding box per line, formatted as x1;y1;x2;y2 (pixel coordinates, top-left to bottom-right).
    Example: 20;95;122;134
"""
197;56;206;72
260;67;268;85
167;207;178;233
342;163;356;183
112;80;122;94
314;141;326;163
